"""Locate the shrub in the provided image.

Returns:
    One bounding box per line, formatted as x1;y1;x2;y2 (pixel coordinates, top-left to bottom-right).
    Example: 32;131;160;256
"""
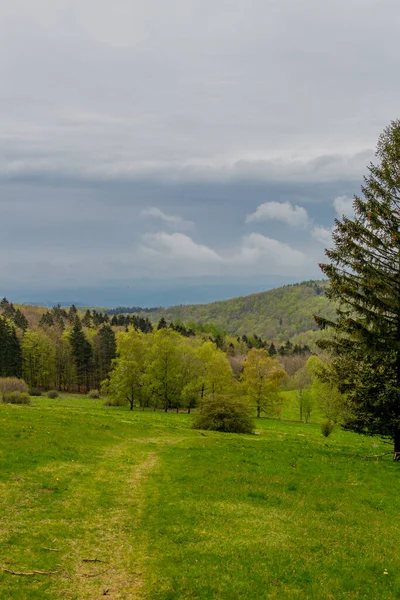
103;397;126;407
4;391;31;405
192;396;254;434
88;389;100;399
0;377;28;401
47;390;59;399
29;388;42;397
321;420;335;437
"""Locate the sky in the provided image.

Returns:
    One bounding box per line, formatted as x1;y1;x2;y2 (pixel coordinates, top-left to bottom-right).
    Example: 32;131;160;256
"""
0;0;398;306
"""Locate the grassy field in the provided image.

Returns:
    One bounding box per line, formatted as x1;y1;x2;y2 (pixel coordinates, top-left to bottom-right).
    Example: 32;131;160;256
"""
1;396;400;599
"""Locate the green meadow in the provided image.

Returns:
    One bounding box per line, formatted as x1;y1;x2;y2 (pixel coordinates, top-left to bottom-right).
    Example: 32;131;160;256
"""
1;396;400;599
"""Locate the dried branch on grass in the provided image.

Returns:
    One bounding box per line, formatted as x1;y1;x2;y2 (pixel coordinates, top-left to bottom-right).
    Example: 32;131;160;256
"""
2;568;58;576
82;558;105;563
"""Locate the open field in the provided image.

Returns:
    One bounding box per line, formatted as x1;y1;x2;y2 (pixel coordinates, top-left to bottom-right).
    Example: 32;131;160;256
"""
1;396;400;599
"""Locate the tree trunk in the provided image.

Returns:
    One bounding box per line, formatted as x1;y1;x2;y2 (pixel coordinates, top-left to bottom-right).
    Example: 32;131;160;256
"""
257;405;261;418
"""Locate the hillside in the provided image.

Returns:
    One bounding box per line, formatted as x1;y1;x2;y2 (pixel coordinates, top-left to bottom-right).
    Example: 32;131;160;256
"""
132;280;336;346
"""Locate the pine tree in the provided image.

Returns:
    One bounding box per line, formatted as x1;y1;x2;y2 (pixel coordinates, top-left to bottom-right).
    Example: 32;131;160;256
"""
93;324;116;386
82;309;93;328
68;304;78;324
316;119;400;458
0;316;22;377
157;316;168;330
0;297;9;310
14;309;28;332
39;311;55;328
70;317;93;392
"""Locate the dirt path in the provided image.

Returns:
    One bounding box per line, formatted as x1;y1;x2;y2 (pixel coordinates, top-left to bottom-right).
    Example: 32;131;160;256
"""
55;440;161;600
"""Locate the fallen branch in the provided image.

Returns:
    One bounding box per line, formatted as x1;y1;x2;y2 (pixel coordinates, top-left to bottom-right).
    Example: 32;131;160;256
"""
360;452;392;459
42;547;60;552
82;558;105;563
2;568;58;576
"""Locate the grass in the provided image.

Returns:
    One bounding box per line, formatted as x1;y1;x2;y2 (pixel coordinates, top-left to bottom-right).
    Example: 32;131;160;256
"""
1;395;400;599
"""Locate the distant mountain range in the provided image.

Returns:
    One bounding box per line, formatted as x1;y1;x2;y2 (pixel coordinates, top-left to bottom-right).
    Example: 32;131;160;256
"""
127;280;335;348
1;275;306;309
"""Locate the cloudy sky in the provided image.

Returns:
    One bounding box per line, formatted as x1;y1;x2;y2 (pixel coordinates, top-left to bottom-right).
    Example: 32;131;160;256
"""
0;0;398;306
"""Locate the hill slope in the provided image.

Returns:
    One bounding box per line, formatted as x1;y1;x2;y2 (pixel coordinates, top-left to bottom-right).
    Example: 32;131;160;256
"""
133;280;335;345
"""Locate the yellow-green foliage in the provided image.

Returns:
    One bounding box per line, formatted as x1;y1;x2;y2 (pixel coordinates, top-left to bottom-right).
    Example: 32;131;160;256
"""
105;329;234;411
242;349;287;417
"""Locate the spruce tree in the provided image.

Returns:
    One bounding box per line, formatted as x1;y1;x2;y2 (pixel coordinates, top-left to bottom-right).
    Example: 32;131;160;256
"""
14;309;28;332
94;324;116;386
316;120;400;458
70;317;93;392
0;317;22;377
157;316;168;330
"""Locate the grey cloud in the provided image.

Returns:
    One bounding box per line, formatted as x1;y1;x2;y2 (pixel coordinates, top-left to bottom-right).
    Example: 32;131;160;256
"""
311;225;333;246
141;207;193;229
0;1;397;184
246;201;309;227
140;231;307;277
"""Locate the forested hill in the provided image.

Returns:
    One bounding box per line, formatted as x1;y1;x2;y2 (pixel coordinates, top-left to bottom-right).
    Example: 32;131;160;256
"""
130;281;335;347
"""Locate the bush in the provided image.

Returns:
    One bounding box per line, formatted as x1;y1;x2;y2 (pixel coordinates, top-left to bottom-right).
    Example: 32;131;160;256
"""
0;377;28;401
47;390;59;399
4;391;31;405
29;388;42;397
321;420;335;437
88;389;100;399
192;396;254;434
103;397;126;407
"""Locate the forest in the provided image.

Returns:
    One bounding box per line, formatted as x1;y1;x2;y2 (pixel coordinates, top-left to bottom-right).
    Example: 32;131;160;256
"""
123;280;336;348
0;295;320;418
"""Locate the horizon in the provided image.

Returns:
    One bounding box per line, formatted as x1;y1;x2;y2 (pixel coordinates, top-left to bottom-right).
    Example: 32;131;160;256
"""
1;275;326;310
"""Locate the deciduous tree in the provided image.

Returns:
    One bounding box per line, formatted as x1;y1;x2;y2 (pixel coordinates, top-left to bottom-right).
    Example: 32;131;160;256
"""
242;349;286;418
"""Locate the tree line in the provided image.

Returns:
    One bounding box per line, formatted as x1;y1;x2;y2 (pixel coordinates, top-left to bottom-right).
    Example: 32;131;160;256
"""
0;298;310;394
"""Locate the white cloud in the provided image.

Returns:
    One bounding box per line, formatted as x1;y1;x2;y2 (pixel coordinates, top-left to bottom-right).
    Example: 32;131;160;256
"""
333;195;355;217
246;202;309;227
141;207;193;229
311;225;333;245
236;233;306;268
140;231;305;276
141;232;221;263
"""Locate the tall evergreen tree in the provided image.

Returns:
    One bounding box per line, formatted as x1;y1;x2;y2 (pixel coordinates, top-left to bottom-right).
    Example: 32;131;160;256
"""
82;309;93;328
0;317;22;377
70;317;93;392
93;324;116;386
157;316;168;330
39;311;55;328
0;297;9;309
68;304;78;324
14;309;28;332
316;120;400;458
